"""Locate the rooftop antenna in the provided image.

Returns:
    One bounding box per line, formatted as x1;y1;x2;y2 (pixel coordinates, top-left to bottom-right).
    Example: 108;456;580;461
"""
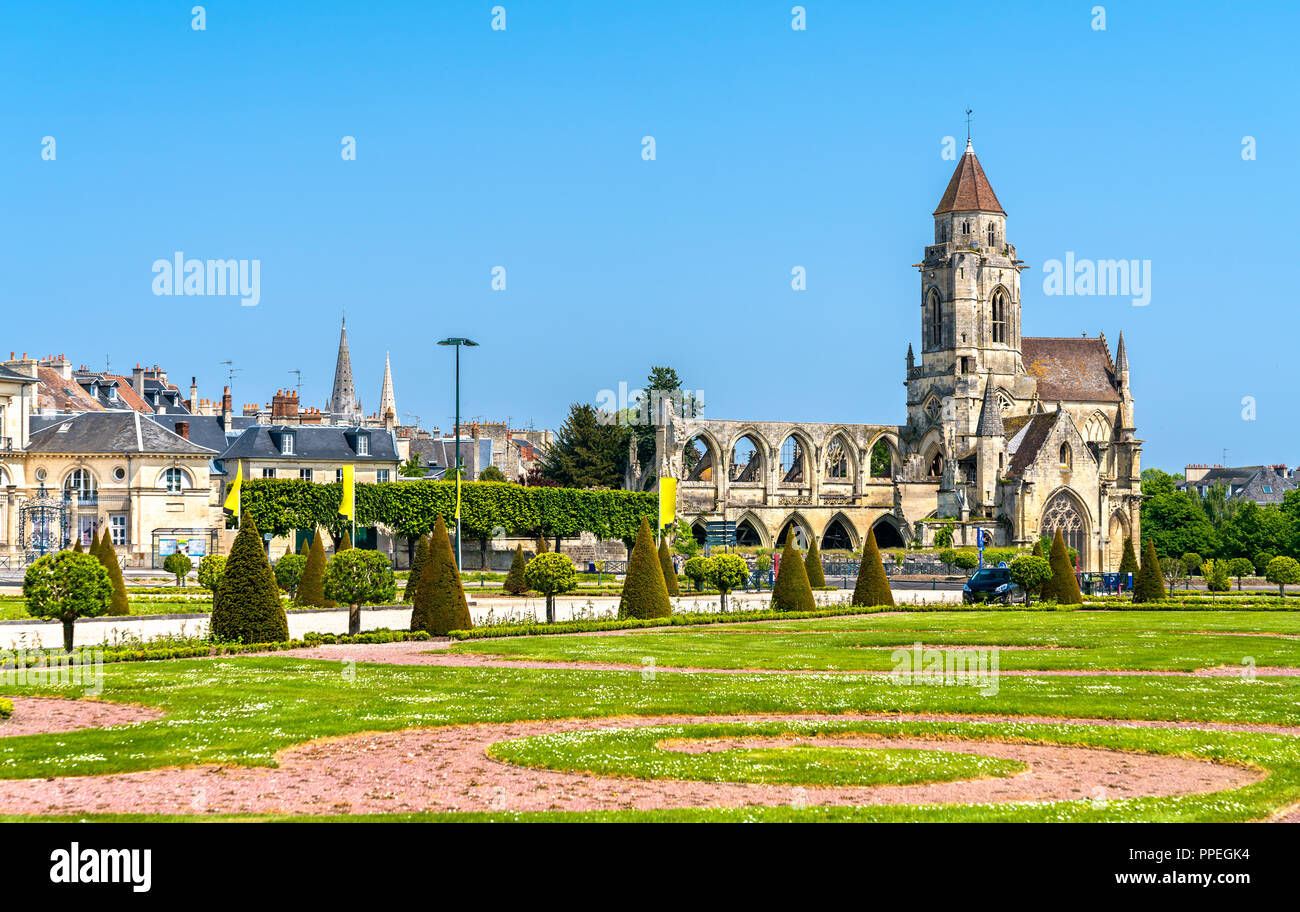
404;412;420;428
219;360;242;392
289;369;303;397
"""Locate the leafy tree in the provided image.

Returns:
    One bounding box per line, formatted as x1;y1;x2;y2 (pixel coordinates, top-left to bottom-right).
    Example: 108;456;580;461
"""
703;554;749;611
1160;556;1187;590
618;517;672;619
623;366;702;470
804;536;826;588
1228;557;1255;590
850;529;894;608
524;553;578;623
671;518;701;560
478;465;508;483
535;402;629;489
197;554;227;601
1140;468;1181;496
1141;490;1220;559
1047;529;1082;605
870;439;894;480
1265;556;1300;597
1181;552;1203;580
297;531;328;608
163;552;193;587
211;519;289;644
23;551;113;651
771;537;815;612
1008;555;1052;605
657;535;680;597
1117;537;1139;576
96;531;130;616
1253;552;1276;576
503;543;528;595
953;551;979;573
325;549;397;635
1203;558;1231;593
933;525;953;550
410;516;473;635
404;535;429;603
938;548;958;574
273;553;307;597
1220;500;1293;560
683;555;708;592
1131;537;1166;603
398;455;426;478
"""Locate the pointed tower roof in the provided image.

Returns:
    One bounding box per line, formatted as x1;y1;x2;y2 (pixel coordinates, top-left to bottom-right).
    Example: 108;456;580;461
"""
934;140;1005;215
1115;331;1129;372
328;317;359;421
378;351;397;420
976;374;1005;437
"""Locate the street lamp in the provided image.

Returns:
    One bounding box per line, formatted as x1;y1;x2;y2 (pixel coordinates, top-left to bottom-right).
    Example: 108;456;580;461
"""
438;337;478;570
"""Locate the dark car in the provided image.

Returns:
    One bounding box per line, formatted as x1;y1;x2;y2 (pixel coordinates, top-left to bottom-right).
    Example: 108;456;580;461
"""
962;567;1021;605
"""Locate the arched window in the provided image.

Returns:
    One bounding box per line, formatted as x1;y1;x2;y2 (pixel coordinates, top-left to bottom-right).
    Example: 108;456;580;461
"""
987;222;997;246
962;220;971;236
64;469;97;503
925;290;942;349
825;437;850;480
729;435;763;483
1042;493;1086;567
991;288;1008;344
161;468;190;493
1059;443;1072;468
779;436;805;485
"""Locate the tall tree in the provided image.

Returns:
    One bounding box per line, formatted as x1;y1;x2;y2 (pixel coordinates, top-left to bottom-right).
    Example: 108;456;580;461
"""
535;403;629;489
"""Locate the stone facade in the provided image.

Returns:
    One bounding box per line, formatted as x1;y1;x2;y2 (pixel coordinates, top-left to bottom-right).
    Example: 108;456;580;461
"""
648;141;1143;570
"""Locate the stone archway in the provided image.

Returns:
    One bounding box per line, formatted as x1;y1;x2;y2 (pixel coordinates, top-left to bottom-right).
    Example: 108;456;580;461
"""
821;516;856;551
1041;490;1089;570
1106;510;1130;572
871;517;906;549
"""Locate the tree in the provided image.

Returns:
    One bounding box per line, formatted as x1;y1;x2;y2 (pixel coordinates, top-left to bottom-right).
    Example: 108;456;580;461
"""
953;551;979;573
211;519;289;644
197;554;226;612
850;529;894;608
1203;558;1231;593
398;455;426;478
1228;557;1255;590
274;553;307;597
1046;529;1082;605
535;403;629;489
1181;552;1203;579
163;552;193;587
618;517;673;619
478;465;508;483
503;543;528;595
1140;468;1181;496
683;555;708;592
624;366;702;470
325;549;397;635
657;536;680;597
1132;537;1167;603
804;536;826;588
1141;490;1220;559
524;553;578;623
1008;555;1052;605
1253;552;1276;576
1265;556;1300;597
671;518;701;560
404;535;429;604
938;548;958;575
297;531;328;607
1117;537;1139;576
771;536;815;612
24;551;113;651
96;531;130;617
410;516;473;635
1161;556;1187;590
703;554;750;612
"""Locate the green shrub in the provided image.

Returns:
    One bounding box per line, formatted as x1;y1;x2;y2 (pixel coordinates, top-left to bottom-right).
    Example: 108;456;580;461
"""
1181;552;1203;577
684;555;708;592
96;531;130;617
1203;558;1231;593
851;529;894;608
478;465;508;482
803;536;826;588
658;535;681;597
324;549;397;635
163;552;193;587
1117;537;1139;575
771;537;815;612
297;531;328;608
404;535;429;604
1253;552;1276;576
503;543;528;595
953;550;979;572
1265;556;1300;596
210;519;289;644
410;516;472;635
618;517;672;619
703;554;750;611
1228;557;1255;590
274;553;307;597
1132;537;1167;603
1046;529;1081;605
933;525;953;549
938;548;958;573
197;555;227;594
1009;555;1052;603
524;553;578;623
23;550;113;651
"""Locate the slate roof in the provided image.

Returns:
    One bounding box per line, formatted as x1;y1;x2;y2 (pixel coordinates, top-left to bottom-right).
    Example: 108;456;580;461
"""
34;367;104;412
218;425;399;462
409;437;492;474
934;143;1005;215
150;414;247;454
1004;412;1059;478
975;376;1005;437
1021;337;1121;403
0;366;37;385
26;411;217;455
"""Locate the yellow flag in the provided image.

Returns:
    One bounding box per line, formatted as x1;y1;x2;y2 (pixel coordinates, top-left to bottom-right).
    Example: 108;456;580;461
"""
339;465;355;521
658;477;677;529
222;461;242;519
455;466;462;520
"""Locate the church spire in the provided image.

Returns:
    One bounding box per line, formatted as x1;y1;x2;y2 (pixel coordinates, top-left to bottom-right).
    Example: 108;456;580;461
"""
934;140;1005;215
378;351;397;422
327;316;360;424
976;374;1005;437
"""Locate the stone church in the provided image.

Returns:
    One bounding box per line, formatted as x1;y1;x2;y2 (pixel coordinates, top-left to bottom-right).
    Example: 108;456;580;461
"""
640;140;1142;571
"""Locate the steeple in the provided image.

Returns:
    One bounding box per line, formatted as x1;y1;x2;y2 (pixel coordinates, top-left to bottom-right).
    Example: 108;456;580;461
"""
1115;331;1129;375
327;316;360;424
378;351;397;423
933;142;1005;215
976;374;1005;437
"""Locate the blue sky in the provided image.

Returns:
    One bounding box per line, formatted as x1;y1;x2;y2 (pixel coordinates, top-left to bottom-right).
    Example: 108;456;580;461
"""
1;1;1294;470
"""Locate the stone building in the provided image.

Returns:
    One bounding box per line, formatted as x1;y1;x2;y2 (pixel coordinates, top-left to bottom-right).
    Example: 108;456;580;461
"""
647;140;1143;570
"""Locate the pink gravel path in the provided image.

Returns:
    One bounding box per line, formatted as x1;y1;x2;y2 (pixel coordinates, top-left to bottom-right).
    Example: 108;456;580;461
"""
0;697;163;737
0;712;1270;817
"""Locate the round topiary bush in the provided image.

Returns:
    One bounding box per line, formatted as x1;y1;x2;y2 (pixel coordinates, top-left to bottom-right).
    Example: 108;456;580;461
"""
163;551;193;587
683;555;708;592
274;553;307;597
324;549;397;635
703;553;750;611
524;552;578;623
1265;556;1300;597
211;519;289;644
23;550;113;651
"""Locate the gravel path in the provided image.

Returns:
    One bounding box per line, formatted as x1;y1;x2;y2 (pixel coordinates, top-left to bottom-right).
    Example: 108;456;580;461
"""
0;697;163;737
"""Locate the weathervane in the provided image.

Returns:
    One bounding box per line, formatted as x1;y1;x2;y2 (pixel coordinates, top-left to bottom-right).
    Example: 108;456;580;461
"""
965;108;973;144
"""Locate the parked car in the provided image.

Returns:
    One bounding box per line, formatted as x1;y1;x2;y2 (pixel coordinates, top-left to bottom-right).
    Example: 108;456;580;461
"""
962;567;1021;605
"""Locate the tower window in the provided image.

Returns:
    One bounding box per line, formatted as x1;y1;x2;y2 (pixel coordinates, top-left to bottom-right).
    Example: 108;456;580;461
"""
962;220;971;236
987;223;996;246
925;290;942;349
992;288;1008;344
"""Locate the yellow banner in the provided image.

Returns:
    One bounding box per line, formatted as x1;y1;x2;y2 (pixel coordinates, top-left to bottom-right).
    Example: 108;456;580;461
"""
339;465;355;520
222;461;242;519
658;477;677;529
455;468;462;520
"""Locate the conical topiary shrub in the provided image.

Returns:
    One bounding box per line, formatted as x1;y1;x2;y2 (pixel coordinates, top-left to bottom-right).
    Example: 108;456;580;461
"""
771;536;815;612
1031;538;1046;560
404;535;429;603
618;517;672;619
804;535;826;588
72;538;83;553
410;516;473;635
657;536;680;597
1118;536;1139;576
87;530;102;562
1132;537;1166;603
211;518;289;643
1047;529;1082;605
297;530;328;607
851;529;895;607
536;533;549;554
97;530;130;616
504;543;528;595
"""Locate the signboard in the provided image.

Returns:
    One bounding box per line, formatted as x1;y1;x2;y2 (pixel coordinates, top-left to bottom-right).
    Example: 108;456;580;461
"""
158;536;207;558
704;521;736;546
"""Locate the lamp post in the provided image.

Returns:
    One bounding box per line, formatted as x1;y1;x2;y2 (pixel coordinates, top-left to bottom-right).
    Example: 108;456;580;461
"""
438;337;478;570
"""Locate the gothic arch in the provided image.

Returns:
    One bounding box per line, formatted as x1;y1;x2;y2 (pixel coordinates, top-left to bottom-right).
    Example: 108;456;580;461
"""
727;429;769;484
682;430;722;484
871;514;907;549
866;433;901;479
1083;410;1112;443
990;284;1012;345
821;513;859;551
1040;487;1092;570
822;429;858;482
917;429;947;479
776;428;816;486
1106;510;1131;571
776;511;814;548
733;510;770;548
923;286;944;350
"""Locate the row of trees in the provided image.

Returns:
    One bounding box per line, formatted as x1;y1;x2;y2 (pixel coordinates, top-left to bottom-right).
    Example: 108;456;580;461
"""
1141;468;1300;565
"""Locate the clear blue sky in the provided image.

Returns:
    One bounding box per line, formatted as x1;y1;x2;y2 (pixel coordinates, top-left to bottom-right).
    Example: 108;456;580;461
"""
2;1;1294;470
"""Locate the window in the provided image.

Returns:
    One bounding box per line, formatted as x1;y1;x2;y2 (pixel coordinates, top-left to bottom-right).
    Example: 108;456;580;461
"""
113;466;127;481
1264;485;1273;494
299;469;313;481
960;357;972;374
280;433;295;456
162;468;187;492
336;469;344;483
1059;443;1072;468
987;223;996;246
925;290;942;349
110;514;127;546
991;288;1008;344
825;439;849;480
962;220;971;236
262;468;276;479
64;469;97;503
377;469;390;483
356;435;370;456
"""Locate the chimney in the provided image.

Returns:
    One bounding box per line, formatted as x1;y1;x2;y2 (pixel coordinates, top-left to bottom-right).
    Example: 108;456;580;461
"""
189;376;198;411
221;385;233;430
132;363;146;398
1184;464;1210;484
272;389;300;421
176;421;190;440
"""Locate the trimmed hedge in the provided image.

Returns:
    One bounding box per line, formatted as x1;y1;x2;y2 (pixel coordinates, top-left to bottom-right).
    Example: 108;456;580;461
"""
1047;529;1082;605
804;536;826;588
297;531;328;608
97;529;131;616
1118;537;1139;576
1132;537;1166;603
503;543;528;595
850;529;894;608
404;534;430;604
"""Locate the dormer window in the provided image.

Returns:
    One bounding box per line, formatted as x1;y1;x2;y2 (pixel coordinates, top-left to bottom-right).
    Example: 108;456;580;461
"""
357;434;370;456
280;432;295;456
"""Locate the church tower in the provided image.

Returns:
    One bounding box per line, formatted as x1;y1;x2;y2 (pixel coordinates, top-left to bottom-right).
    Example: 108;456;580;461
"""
905;139;1031;470
378;351;397;423
327;317;361;424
